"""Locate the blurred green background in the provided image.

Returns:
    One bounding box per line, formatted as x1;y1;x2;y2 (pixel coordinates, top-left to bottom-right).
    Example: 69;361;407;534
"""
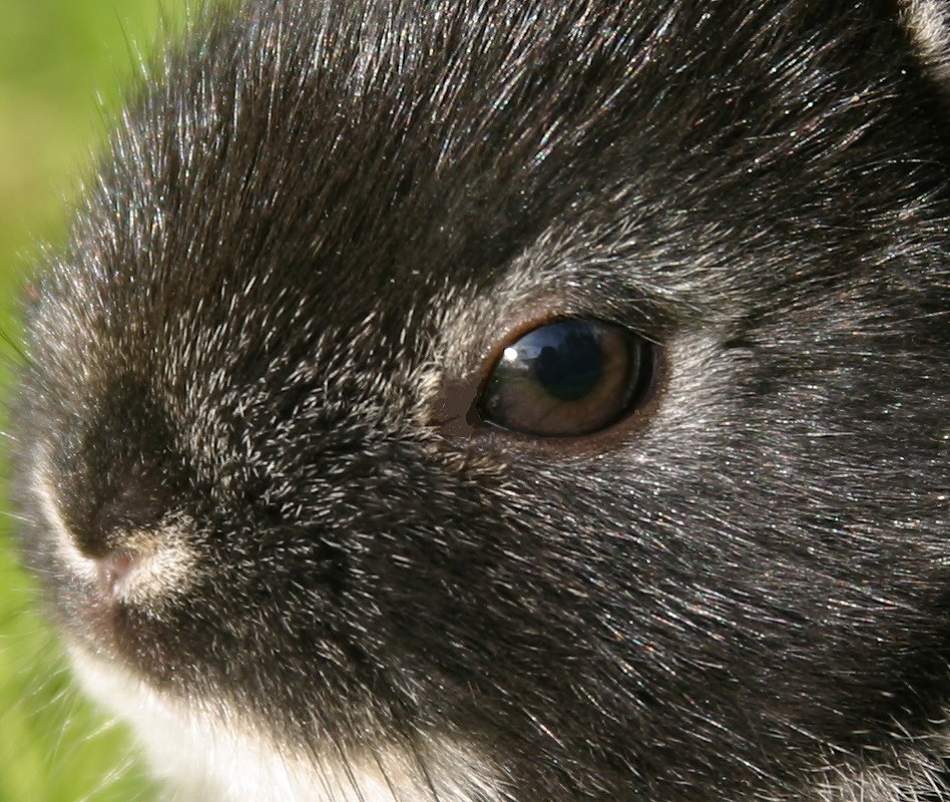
0;2;185;799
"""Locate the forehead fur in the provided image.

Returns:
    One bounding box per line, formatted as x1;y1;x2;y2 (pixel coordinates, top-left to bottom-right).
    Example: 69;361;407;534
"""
53;0;950;333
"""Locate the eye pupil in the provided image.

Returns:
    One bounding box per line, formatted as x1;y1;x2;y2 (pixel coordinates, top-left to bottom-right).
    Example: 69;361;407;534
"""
533;326;603;402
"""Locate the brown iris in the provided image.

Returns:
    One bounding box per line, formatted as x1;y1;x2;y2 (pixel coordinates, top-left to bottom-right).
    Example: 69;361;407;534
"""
477;319;654;437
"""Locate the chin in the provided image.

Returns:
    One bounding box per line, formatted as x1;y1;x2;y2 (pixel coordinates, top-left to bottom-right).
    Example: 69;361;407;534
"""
68;644;503;802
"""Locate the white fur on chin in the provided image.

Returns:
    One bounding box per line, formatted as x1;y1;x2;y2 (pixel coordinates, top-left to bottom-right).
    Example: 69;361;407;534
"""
68;644;502;802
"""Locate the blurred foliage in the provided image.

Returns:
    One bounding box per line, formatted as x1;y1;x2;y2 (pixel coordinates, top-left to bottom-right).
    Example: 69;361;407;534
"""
0;2;186;800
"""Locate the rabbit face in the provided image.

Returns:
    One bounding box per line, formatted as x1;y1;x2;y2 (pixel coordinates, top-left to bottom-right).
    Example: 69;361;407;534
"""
12;1;950;800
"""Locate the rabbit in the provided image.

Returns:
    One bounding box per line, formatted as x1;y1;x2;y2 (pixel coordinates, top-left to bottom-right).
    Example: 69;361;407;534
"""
9;0;950;799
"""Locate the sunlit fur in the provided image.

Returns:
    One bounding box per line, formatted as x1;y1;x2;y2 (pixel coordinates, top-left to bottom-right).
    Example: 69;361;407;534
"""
903;0;950;84
10;1;950;800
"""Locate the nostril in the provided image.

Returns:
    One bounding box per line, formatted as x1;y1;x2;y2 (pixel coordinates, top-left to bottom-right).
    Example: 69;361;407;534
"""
95;552;137;597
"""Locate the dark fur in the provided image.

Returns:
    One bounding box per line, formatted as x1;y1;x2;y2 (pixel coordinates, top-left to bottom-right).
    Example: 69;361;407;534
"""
11;0;950;799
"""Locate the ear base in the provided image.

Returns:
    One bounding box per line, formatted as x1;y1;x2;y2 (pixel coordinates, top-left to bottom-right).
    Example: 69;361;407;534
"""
901;0;950;84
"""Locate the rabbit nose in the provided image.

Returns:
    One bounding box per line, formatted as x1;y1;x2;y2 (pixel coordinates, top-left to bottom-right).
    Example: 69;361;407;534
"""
34;449;196;606
95;551;137;596
49;379;182;561
63;459;174;562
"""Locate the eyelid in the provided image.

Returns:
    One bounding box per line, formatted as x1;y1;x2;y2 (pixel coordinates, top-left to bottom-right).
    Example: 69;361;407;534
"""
437;283;671;393
431;313;668;455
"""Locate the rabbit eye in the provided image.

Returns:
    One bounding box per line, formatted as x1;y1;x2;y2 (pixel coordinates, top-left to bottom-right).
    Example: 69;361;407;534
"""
477;319;654;437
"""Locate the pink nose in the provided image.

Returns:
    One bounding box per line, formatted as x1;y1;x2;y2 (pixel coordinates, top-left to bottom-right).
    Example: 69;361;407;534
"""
96;552;136;597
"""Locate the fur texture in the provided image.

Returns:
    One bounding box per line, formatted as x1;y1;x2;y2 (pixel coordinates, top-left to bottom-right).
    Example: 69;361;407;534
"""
10;0;950;799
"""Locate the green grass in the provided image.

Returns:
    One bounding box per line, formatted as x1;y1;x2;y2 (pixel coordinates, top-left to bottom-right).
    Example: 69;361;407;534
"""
0;3;186;799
